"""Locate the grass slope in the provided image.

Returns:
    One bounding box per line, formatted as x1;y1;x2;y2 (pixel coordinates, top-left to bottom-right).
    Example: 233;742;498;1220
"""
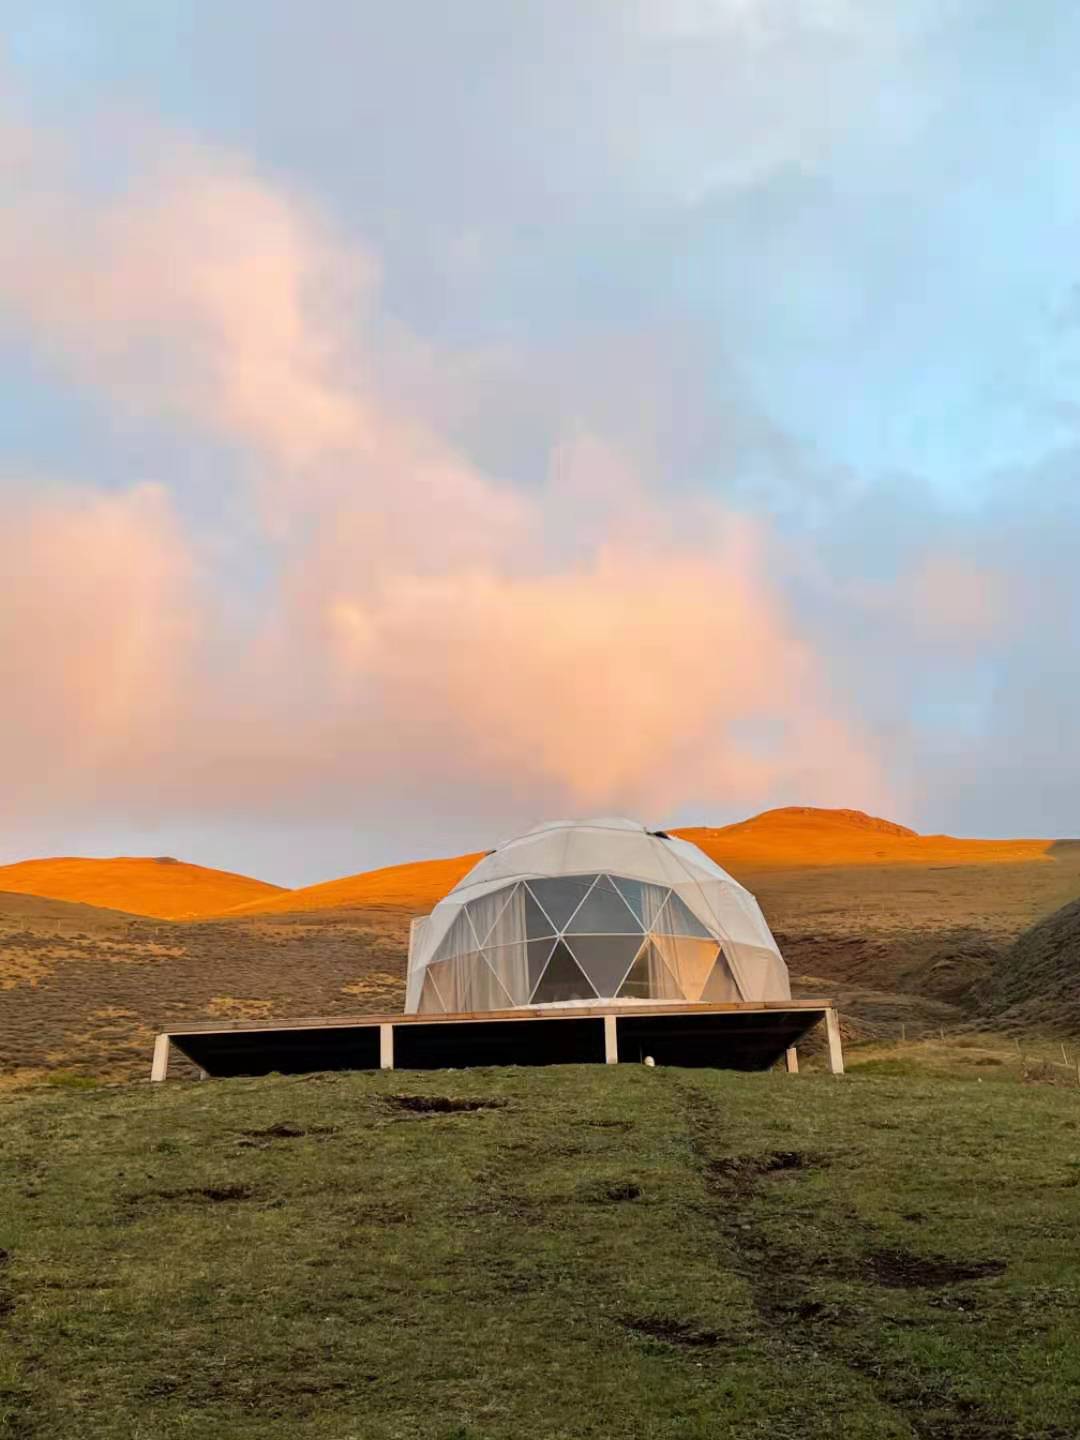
1;1066;1078;1438
981;888;1080;1032
0;857;285;920
0;900;408;1083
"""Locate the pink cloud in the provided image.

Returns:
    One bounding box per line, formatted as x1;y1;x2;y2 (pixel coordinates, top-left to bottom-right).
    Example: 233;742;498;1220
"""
0;101;892;832
902;554;1006;639
0;484;196;815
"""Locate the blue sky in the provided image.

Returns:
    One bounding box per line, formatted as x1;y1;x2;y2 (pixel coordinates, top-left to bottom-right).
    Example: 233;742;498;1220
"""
1;2;1078;883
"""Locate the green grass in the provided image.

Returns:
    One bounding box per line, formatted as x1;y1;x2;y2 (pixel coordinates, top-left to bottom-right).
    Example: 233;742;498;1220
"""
2;1066;1079;1439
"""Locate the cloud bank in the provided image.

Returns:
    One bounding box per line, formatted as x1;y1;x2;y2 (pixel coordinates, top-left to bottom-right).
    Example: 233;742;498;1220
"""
1;3;1078;875
0;101;892;836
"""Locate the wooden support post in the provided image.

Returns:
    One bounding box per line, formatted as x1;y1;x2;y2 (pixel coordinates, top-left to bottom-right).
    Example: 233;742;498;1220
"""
150;1033;170;1083
825;1008;845;1076
380;1023;395;1071
603;1014;618;1065
785;1046;799;1074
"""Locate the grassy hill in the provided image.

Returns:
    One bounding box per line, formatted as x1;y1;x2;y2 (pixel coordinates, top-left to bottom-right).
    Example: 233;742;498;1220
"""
0;899;407;1085
980;884;1080;1032
0;856;285;920
2;1064;1078;1438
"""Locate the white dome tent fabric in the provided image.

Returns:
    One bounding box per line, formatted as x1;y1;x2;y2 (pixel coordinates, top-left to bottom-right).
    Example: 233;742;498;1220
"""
405;818;791;1015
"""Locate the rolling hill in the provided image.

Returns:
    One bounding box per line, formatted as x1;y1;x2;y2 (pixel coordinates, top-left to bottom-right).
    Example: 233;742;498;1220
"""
221;853;484;918
218;808;1061;921
680;806;1054;869
0;856;285;920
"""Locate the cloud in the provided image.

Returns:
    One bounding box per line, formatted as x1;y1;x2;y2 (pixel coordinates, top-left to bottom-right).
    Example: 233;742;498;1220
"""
1;122;373;477
323;502;885;814
0;483;196;816
3;25;1079;866
0;98;891;836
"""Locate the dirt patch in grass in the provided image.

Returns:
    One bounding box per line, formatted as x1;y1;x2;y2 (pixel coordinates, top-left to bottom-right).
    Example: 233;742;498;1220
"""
579;1179;642;1204
620;1314;723;1348
125;1182;257;1206
866;1247;1006;1289
707;1150;823;1189
344;1202;415;1228
0;1248;12;1320
238;1121;338;1141
456;1191;558;1226
384;1094;508;1115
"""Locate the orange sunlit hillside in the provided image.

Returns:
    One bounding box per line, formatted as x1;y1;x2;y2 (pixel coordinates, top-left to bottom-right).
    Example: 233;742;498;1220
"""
221;852;487;917
221;807;1057;920
677;807;1053;870
0;857;286;920
1;810;1058;924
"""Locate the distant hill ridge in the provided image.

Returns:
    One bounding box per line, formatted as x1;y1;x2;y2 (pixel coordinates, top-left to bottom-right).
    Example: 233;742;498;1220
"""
0;807;1058;921
223;807;1055;919
680;807;1049;873
715;806;918;838
0;856;284;921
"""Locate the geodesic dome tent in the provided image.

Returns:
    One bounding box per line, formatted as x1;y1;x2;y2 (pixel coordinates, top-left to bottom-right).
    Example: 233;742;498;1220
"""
405;818;791;1014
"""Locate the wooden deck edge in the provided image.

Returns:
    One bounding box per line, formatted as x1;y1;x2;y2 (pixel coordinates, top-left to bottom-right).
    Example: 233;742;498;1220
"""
158;999;836;1040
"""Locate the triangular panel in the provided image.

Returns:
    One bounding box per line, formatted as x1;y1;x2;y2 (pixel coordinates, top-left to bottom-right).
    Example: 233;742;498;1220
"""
700;948;741;1002
462;954;516;1012
616;939;682;1001
654;891;713;939
652;935;717;1000
481;944;530;1007
417;971;446;1014
611;875;645;923
432;907;482;963
526;936;559;995
469;884;519;947
564;879;641;934
531;940;598;1004
428;958;462;1012
527;876;597;932
523;885;557;939
563;932;644;997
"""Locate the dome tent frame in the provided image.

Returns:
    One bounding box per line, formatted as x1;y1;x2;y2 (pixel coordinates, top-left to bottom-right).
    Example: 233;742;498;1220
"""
406;818;791;1014
150;820;844;1081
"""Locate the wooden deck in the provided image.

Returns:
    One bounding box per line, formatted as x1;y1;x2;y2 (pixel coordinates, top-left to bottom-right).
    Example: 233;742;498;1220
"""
151;999;844;1080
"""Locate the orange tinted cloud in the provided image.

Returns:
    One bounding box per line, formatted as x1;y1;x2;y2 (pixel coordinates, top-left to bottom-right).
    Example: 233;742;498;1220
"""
0;484;196;813
903;554;1005;639
324;509;885;812
0;105;891;827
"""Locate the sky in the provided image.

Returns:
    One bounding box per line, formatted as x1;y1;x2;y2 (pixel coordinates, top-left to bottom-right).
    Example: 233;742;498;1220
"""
1;1;1078;885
